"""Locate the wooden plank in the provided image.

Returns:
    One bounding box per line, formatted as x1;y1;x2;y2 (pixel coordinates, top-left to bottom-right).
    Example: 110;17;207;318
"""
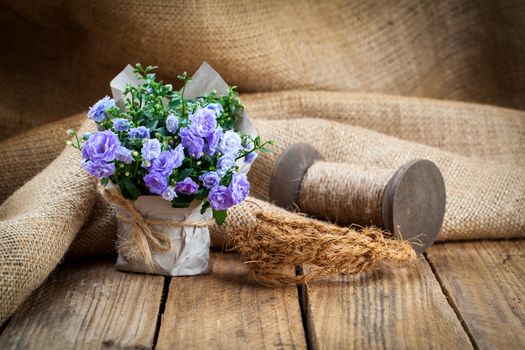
304;258;472;349
0;259;164;350
427;240;525;349
156;252;307;349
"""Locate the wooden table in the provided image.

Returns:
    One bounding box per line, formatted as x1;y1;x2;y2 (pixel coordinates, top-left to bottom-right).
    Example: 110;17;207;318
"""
0;240;523;349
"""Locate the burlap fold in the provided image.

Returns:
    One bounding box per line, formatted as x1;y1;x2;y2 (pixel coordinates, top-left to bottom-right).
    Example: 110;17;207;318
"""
0;121;97;323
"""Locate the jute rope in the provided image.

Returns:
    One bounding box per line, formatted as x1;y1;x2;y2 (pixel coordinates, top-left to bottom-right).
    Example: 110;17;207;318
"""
100;186;213;271
231;211;416;285
299;161;392;226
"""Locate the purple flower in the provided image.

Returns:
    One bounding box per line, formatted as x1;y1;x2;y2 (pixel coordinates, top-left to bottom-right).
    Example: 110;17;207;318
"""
87;96;115;122
112;118;130;132
81;130;120;162
217;154;236;175
146;86;154;94
144;172;168;195
149;150;180;176
208;185;233;210
115;146;134;164
171;144;185;167
199;171;221;189
219;130;242;156
166;114;179;134
189;107;217;138
205;103;223;117
204;127;223;156
179;127;204;159
174;177;199;195
162;186;177;201
81;160;115;179
242;140;258;164
129;126;150;139
229;173;250;205
141;139;161;163
245;151;258;164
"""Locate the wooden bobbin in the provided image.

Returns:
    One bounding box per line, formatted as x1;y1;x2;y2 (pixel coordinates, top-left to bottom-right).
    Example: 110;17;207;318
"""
270;143;325;210
269;143;446;253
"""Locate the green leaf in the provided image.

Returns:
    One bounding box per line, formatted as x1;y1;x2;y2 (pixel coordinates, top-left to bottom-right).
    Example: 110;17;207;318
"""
195;187;209;201
200;201;210;215
259;146;272;153
117;177;142;200
171;194;195;208
168;98;181;110
175;168;192;182
100;178;109;186
220;172;233;186
213;209;227;225
222;120;235;130
147;119;159;130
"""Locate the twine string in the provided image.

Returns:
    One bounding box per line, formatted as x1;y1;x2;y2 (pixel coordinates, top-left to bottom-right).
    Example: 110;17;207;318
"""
100;186;213;271
299;161;393;226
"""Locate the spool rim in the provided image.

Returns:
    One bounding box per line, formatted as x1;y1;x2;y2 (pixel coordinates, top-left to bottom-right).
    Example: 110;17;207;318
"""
382;159;446;253
269;143;324;209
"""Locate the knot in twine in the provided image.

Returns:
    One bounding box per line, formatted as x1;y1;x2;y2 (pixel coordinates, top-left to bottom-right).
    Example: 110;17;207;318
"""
100;185;213;271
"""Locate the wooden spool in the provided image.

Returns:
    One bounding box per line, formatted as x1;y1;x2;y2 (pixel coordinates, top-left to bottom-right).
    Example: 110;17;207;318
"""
269;143;446;253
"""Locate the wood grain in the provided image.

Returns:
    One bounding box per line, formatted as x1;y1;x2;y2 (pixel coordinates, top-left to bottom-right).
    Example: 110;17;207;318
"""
304;258;472;349
427;240;525;349
156;252;306;349
0;259;164;350
2;242;521;349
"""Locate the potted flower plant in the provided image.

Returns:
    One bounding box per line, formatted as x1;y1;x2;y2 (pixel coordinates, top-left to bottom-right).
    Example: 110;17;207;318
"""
68;62;271;276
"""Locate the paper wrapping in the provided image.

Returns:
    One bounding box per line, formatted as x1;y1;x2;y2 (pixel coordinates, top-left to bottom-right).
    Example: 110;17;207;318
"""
109;62;257;276
115;195;212;276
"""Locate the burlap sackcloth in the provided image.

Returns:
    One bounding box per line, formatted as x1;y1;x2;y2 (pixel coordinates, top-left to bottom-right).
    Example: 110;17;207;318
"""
1;0;525;324
1;0;525;139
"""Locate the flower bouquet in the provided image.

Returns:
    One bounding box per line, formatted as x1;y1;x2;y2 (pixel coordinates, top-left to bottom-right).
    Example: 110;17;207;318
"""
68;62;271;276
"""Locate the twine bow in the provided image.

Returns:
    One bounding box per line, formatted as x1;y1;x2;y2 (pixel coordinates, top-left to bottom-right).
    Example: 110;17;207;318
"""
100;185;213;271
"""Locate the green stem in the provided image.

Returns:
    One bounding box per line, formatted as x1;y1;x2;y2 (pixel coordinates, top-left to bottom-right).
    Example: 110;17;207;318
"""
133;158;140;177
181;83;187;117
235;141;272;161
71;133;83;150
